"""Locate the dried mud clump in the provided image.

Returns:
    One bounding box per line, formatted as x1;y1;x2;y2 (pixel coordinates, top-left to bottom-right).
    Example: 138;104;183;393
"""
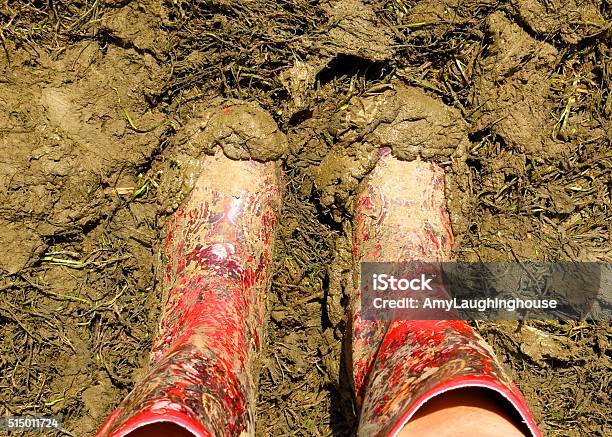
472;12;560;156
321;0;395;61
314;143;379;217
279;61;319;109
404;0;496;36
512;0;607;44
100;1;170;58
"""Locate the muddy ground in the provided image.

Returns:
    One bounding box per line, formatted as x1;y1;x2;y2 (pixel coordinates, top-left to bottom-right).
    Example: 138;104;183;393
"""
0;0;610;436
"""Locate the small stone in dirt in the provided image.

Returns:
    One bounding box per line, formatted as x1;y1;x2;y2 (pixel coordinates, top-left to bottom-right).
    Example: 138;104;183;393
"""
271;309;287;323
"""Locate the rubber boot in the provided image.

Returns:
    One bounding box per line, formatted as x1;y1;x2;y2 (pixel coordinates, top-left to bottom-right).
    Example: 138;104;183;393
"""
348;150;541;436
97;149;280;436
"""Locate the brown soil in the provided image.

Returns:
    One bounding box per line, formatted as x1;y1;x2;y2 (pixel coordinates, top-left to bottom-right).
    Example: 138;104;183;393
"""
0;1;610;436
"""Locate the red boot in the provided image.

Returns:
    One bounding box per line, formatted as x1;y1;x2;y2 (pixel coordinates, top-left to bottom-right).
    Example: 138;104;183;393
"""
97;146;280;436
349;151;541;436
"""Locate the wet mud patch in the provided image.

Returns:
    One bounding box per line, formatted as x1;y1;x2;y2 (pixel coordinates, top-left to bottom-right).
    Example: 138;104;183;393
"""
1;0;611;436
0;3;171;435
472;12;560;156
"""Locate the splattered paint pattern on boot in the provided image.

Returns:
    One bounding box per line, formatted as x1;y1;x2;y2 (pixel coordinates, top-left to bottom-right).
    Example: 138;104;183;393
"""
349;154;540;437
98;152;280;437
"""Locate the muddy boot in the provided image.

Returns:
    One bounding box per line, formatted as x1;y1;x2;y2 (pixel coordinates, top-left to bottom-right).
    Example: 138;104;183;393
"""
97;146;281;436
348;150;540;436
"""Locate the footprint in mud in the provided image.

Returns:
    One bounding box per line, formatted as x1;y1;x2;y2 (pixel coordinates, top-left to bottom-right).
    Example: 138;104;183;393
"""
472;12;561;157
